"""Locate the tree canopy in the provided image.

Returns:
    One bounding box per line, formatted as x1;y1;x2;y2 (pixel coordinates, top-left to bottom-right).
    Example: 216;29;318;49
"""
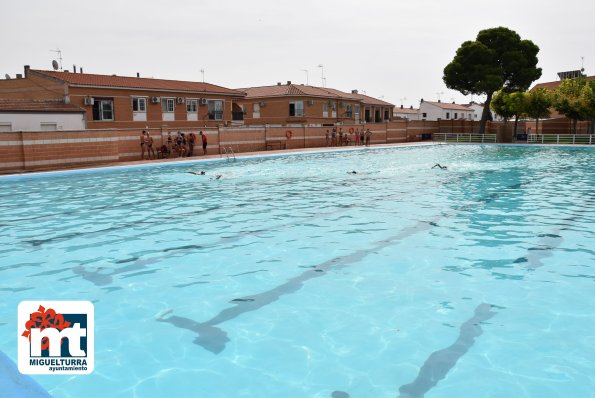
443;27;541;134
552;78;595;133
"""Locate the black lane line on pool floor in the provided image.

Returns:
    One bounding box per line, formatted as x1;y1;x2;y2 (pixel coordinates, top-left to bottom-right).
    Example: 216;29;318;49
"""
396;303;497;398
155;219;437;354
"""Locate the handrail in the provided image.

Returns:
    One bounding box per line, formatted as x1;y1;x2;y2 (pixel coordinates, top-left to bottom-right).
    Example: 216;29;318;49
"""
227;147;236;160
433;133;497;143
527;134;594;145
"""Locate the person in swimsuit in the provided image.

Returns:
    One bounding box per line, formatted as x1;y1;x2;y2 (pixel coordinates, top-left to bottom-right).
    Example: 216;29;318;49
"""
360;129;365;145
140;130;147;160
331;128;337;146
146;133;155;160
200;131;208;155
166;132;173;154
355;128;360;146
325;130;330;147
365;129;372;146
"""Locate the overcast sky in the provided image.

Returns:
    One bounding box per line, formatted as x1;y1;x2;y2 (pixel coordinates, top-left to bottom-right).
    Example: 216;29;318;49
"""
2;0;593;107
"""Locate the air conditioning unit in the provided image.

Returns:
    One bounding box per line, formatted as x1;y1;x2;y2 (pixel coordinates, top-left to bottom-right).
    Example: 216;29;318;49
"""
151;96;160;104
200;98;208;105
83;97;94;106
176;97;185;104
307;100;314;106
259;101;266;107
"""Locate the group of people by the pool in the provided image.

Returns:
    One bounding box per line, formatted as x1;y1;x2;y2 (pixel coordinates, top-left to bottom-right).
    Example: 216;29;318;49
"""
325;127;372;147
140;130;208;160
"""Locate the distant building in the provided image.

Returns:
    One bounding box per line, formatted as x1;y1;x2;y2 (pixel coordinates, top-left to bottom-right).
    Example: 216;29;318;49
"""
237;82;393;126
0;99;85;132
0;66;245;130
418;100;474;121
393;105;419;120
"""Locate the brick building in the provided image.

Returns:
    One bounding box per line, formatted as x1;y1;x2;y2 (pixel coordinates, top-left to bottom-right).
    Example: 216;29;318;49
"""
237;82;393;126
0;66;245;130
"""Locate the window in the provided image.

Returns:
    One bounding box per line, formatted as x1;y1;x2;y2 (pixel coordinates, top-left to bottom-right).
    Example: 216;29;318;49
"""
40;123;58;131
422;112;427;118
454;112;458;119
322;103;328;117
208;100;224;120
132;97;146;112
186;99;198;113
289;101;304;117
0;123;13;132
446;112;450;119
92;98;114;121
345;104;353;118
253;103;261;119
162;98;175;113
355;104;360;114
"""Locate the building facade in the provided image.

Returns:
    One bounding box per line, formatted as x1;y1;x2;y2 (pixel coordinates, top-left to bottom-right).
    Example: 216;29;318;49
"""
0;66;245;130
0;99;86;132
393;105;419;120
418;100;474;121
238;82;393;126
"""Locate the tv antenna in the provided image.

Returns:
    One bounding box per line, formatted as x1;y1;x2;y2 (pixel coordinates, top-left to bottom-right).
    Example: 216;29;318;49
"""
318;64;325;87
4;74;10;80
200;68;205;83
581;56;585;73
301;69;309;85
436;92;444;101
50;48;63;70
399;97;407;106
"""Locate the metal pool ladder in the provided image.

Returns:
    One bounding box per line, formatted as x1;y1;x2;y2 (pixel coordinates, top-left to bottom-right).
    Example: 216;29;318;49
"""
223;147;236;161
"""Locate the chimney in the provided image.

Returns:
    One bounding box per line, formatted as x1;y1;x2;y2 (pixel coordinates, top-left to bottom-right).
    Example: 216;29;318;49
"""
277;82;281;86
452;101;455;104
420;98;424;103
286;80;291;85
351;89;358;94
16;74;23;79
80;67;83;73
137;72;140;78
410;105;413;109
24;65;30;78
73;65;77;73
437;99;441;102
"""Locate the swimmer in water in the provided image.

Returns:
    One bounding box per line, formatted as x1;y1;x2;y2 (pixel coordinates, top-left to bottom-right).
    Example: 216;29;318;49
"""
187;171;206;175
432;164;447;169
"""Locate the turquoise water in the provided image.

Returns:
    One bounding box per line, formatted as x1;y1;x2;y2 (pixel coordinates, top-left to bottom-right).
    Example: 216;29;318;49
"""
1;144;594;398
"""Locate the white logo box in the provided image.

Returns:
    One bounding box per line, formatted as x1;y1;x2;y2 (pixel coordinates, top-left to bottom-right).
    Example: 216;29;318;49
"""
18;301;94;375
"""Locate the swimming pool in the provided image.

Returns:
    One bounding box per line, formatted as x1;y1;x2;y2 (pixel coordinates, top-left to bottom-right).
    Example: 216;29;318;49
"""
1;144;594;398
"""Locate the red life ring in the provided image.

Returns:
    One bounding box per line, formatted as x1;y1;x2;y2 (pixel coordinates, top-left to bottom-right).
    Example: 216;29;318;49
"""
349;127;354;134
286;130;293;139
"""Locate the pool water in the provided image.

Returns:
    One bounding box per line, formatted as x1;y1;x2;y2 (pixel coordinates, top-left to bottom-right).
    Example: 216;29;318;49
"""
1;144;594;398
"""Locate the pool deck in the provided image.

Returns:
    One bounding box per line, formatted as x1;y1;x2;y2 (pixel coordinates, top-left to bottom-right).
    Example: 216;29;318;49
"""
0;142;438;177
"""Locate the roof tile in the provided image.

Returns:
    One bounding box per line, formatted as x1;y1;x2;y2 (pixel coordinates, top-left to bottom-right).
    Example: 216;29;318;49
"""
32;70;244;96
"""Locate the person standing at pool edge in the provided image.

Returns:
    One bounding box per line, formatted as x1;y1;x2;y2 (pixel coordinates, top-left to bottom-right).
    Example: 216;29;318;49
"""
200;131;208;155
140;130;147;160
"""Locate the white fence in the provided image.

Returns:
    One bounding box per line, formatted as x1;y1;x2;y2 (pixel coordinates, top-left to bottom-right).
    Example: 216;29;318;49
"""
527;134;595;145
433;133;497;143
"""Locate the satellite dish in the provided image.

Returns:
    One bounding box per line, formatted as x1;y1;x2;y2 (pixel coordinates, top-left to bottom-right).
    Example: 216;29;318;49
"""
52;60;59;70
4;74;10;80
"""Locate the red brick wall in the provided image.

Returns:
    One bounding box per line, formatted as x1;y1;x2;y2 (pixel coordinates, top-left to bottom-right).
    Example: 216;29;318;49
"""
0;120;490;174
0;75;66;100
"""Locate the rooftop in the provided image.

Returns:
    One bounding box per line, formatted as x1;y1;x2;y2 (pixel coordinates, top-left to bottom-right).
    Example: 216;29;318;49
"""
531;75;595;91
239;84;394;106
0;99;85;113
423;101;471;111
31;70;245;96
